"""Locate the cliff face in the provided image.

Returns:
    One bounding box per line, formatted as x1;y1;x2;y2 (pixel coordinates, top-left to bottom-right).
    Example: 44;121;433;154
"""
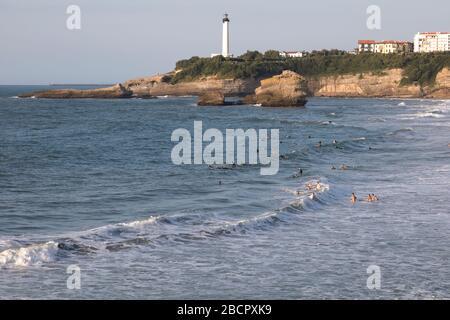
306;67;450;98
425;67;450;99
124;73;259;97
307;69;422;98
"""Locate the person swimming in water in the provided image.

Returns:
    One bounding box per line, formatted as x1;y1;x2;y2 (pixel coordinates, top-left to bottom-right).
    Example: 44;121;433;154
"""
351;193;357;204
340;164;349;170
316;141;322;148
367;194;379;202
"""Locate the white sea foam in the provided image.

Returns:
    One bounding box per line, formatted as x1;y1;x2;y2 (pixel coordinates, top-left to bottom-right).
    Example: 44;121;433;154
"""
398;102;406;106
117;216;160;228
0;241;59;267
415;112;444;118
73;216;160;238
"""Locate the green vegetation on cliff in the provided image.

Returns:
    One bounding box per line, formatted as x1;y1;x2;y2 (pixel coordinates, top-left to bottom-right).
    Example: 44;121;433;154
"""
172;51;450;86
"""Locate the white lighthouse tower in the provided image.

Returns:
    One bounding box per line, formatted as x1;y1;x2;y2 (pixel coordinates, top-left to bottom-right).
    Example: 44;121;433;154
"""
222;13;230;57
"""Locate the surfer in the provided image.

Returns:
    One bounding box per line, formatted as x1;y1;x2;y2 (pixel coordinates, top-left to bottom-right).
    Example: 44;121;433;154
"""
351;193;357;204
340;164;349;170
316;141;322;148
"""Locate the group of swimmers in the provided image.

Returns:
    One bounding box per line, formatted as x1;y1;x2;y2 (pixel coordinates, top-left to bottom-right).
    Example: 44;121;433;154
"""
306;181;323;191
315;139;340;149
351;193;380;204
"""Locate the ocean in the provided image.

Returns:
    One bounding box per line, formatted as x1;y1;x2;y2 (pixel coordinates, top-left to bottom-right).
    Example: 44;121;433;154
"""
0;85;449;299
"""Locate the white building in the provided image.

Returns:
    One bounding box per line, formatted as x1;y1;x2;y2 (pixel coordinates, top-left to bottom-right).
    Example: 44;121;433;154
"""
414;32;450;53
279;51;305;58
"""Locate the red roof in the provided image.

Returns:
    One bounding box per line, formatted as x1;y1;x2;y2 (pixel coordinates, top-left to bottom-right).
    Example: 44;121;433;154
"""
358;40;376;44
377;40;412;44
359;40;412;45
418;32;450;35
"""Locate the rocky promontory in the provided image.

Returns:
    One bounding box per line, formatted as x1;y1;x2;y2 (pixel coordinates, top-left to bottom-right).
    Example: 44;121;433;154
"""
19;83;133;99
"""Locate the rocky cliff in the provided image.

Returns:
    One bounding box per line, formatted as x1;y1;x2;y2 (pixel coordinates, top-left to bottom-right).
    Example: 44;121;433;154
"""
307;69;421;98
123;73;259;97
306;67;450;98
426;67;450;99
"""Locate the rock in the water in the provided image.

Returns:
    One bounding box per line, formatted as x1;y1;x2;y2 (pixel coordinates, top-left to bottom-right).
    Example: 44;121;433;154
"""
197;91;225;106
255;70;308;107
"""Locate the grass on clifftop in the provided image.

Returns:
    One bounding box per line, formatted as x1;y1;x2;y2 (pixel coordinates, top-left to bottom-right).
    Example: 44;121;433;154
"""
171;50;450;87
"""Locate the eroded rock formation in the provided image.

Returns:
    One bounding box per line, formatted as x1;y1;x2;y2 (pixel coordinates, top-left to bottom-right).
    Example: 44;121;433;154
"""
252;71;308;107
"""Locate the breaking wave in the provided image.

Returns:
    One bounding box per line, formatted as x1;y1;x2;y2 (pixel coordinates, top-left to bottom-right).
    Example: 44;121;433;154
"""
0;241;59;267
0;179;338;268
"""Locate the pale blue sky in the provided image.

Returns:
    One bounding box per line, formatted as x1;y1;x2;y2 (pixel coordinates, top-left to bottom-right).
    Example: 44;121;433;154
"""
0;0;449;84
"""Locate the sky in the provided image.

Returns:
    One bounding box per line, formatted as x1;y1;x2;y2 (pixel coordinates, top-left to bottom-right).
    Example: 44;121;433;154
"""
0;0;449;85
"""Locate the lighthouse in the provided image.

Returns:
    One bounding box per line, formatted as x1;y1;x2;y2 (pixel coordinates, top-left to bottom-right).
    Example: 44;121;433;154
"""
222;13;230;57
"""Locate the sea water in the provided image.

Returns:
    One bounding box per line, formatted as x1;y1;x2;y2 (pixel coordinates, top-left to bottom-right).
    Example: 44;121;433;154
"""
0;86;449;299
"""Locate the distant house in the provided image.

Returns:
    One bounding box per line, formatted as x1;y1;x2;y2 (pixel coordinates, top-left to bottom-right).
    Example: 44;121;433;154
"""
279;51;306;58
374;41;413;54
358;40;413;54
414;32;450;52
